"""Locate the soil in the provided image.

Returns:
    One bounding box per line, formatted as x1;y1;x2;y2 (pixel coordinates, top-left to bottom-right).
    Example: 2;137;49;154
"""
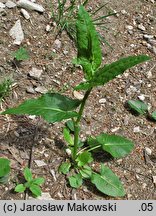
0;0;156;200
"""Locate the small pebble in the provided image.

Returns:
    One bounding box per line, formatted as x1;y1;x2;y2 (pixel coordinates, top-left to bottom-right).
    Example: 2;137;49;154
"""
138;94;145;101
35;86;48;94
73;90;84;100
34;160;47;167
99;98;107;104
5;0;16;8
138;23;146;31
0;2;5;8
26;86;35;94
46;24;51;32
145;147;152;156
54;39;61;49
133;126;140;133
20;8;30;19
153;176;156;185
28;67;43;79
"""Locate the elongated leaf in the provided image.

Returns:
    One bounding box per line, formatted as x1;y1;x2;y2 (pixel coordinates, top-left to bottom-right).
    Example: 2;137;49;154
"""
75;6;102;79
76;151;93;167
24;167;32;182
32;177;45;185
75;55;151;90
2;93;81;123
151;111;156;121
91;164;125;197
59;162;71;174
66;120;74;132
63;127;74;146
127;100;148;115
89;133;134;158
15;184;26;193
30;184;42;197
68;173;83;188
0;158;10;177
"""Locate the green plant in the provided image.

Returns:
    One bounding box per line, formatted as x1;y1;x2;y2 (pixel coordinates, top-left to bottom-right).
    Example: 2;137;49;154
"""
0;158;11;184
127;100;156;121
0;78;12;103
2;6;151;197
15;167;45;197
51;0;114;46
12;47;29;61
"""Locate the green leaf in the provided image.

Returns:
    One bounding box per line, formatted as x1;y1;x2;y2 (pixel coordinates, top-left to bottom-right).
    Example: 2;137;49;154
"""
66;120;75;132
75;5;102;79
80;165;92;179
2;93;81;123
63;127;74;146
32;177;45;185
24;167;33;182
0;158;10;177
151;111;156;121
15;184;26;193
76;152;93;167
59;162;71;174
91;164;125;197
29;184;42;197
89;133;134;158
0;175;9;184
12;47;29;61
75;55;151;90
127;100;148;115
68;173;83;188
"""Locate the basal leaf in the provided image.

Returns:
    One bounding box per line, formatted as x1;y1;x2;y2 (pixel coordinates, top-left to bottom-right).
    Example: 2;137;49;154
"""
29;184;42;197
59;162;71;175
80;165;92;179
91;164;125;197
75;55;151;90
2;93;81;123
90;133;134;158
63;127;74;146
68;173;83;188
76;151;93;167
32;177;45;185
15;184;26;193
127;100;148;115
24;167;33;182
0;158;10;177
151;111;156;121
75;5;102;79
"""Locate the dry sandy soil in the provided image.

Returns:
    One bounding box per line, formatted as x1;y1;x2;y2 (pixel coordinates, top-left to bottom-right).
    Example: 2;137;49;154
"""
0;0;156;200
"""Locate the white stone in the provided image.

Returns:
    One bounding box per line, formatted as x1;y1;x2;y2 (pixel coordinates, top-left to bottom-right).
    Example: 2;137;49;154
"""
145;147;152;156
17;0;45;12
133;126;140;133
138;23;146;31
73;90;84;100
20;8;30;19
54;39;61;49
35;86;48;94
0;2;5;8
143;34;154;40
99;98;107;104
138;94;145;101
126;25;133;30
9;19;24;45
153;176;156;185
34;160;47;167
66;148;71;156
111;127;120;132
121;9;127;15
46;24;51;32
5;1;16;8
28;67;43;79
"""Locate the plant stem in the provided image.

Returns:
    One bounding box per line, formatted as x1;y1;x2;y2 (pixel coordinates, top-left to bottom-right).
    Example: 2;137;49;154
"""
73;89;92;160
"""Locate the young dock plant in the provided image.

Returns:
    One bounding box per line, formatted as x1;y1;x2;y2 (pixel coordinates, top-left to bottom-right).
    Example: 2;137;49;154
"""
15;167;45;197
1;6;151;197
